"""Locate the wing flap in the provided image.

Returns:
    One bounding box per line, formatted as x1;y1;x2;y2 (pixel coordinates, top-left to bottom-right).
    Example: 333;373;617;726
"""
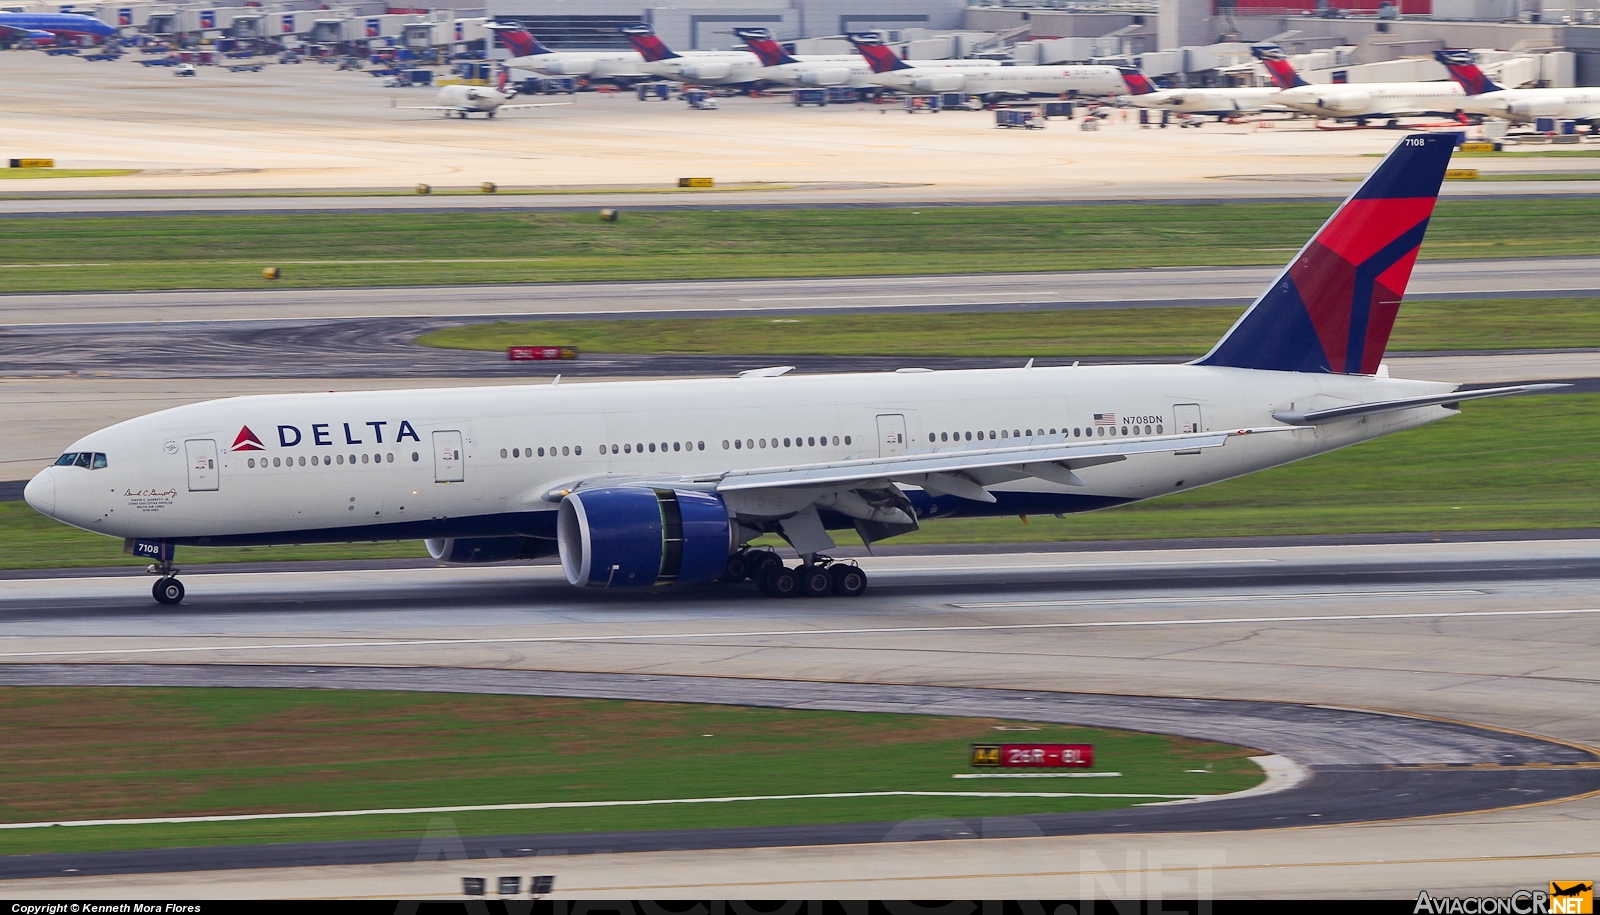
1272;383;1568;426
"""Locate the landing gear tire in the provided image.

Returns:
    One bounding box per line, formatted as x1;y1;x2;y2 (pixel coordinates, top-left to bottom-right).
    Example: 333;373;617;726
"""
759;566;800;598
797;566;833;597
720;552;752;583
153;577;185;605
745;550;783;581
829;564;867;597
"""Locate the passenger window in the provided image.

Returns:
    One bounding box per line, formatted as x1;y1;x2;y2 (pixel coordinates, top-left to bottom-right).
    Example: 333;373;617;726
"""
413;452;420;461
501;449;508;458
299;456;306;466
673;442;681;452
248;458;256;468
734;440;742;449
92;453;107;469
562;446;570;456
723;440;730;450
575;446;582;455
1157;425;1163;434
649;443;656;452
843;436;851;445
698;441;705;450
965;432;972;441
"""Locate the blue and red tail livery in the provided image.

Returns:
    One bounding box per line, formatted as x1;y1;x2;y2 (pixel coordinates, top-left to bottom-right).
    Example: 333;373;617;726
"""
488;22;541;59
1251;44;1310;89
1199;132;1460;375
735;27;797;67
1434;49;1502;95
1117;66;1157;95
846;33;911;73
621;23;679;61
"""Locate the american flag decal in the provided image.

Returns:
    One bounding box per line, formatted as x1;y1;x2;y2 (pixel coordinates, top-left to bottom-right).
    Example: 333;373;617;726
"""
1093;413;1117;425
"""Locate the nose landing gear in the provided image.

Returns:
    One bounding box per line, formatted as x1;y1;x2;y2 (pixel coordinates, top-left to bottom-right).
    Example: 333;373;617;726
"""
146;554;184;605
153;576;185;605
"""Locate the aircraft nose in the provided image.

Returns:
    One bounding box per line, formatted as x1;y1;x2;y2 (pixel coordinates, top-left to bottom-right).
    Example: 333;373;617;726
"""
23;470;55;516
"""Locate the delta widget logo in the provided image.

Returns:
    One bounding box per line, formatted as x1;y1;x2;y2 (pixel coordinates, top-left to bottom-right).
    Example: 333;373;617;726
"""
231;426;265;452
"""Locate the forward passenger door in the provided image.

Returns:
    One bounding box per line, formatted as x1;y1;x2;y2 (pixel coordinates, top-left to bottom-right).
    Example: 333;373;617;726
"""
185;439;218;492
433;430;465;483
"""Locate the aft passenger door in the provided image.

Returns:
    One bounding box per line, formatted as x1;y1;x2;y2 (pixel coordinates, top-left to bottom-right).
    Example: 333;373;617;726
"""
185;439;219;491
1173;404;1203;456
876;414;906;457
433;430;465;482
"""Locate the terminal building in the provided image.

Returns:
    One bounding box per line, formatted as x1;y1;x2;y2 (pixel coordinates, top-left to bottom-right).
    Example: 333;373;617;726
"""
13;0;1600;85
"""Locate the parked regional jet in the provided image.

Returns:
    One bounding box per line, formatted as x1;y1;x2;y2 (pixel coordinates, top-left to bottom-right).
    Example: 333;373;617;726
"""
497;24;649;82
1435;48;1600;123
1260;44;1465;120
621;23;766;86
24;133;1562;606
397;77;570;118
847;33;1124;100
0;10;117;43
1116;45;1304;118
732;27;875;89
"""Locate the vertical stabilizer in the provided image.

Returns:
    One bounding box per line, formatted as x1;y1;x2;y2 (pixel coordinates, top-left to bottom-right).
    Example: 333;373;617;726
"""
1197;132;1459;375
1117;65;1158;95
846;33;912;73
621;23;679;61
1252;43;1311;89
735;27;798;66
1434;49;1503;95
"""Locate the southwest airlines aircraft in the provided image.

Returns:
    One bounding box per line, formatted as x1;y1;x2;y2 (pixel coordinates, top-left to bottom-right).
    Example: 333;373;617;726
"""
24;134;1559;605
0;10;117;43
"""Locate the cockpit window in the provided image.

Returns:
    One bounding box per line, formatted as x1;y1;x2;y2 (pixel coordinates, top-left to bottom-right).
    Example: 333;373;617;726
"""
53;452;108;469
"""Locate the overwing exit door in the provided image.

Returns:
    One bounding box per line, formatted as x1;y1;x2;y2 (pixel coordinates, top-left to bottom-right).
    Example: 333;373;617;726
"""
876;414;906;457
433;430;465;482
185;439;218;491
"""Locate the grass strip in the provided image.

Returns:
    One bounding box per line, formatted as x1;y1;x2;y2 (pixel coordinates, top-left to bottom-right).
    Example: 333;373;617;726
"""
5;394;1596;570
415;297;1600;357
0;198;1597;292
0;169;139;180
0;688;1262;854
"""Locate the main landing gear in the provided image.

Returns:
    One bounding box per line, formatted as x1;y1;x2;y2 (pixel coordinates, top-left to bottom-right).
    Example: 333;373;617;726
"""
722;549;867;598
148;557;185;605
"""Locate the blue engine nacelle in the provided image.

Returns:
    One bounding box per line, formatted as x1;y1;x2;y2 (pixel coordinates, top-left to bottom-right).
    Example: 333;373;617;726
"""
557;487;733;589
426;536;550;564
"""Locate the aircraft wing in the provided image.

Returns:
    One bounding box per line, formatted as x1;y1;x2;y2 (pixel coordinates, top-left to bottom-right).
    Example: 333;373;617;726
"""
496;102;573;110
705;426;1292;495
1272;383;1567;426
395;105;475;112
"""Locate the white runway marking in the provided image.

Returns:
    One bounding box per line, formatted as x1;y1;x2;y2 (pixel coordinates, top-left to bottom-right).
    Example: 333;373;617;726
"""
0;790;1208;831
950;589;1485;608
2;607;1596;660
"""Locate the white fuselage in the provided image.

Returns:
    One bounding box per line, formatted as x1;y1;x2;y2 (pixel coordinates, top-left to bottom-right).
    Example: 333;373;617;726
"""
1125;86;1287;115
437;84;512;112
756;56;877;88
640;51;767;85
503;50;648;80
1456;87;1600;122
869;65;1126;98
28;364;1455;547
1274;81;1466;118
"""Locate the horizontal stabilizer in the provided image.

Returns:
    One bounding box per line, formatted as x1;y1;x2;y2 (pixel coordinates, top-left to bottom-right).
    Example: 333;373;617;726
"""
1272;383;1568;426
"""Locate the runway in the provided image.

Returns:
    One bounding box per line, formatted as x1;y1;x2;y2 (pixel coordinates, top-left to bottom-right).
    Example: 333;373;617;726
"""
1;538;1599;894
4;257;1598;327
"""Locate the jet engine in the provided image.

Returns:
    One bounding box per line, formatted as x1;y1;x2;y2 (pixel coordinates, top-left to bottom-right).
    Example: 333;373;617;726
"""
679;62;732;82
1506;97;1564;120
909;72;966;93
798;68;851;87
538;58;595;76
1317;91;1371;114
557;487;733;589
426;537;551;563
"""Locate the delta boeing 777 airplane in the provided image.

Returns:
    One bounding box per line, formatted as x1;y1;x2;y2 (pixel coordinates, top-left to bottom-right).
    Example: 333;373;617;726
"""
24;133;1561;605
